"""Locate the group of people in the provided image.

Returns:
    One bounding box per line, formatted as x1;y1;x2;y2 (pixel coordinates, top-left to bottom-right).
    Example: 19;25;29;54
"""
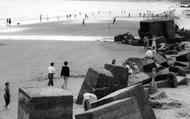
144;35;158;59
6;18;12;25
111;59;139;77
47;61;70;89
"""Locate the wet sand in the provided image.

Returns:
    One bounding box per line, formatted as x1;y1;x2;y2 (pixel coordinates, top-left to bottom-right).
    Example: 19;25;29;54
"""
0;20;139;37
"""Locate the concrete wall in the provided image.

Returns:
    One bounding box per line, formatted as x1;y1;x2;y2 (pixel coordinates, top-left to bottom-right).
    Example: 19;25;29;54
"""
18;87;73;119
75;97;143;119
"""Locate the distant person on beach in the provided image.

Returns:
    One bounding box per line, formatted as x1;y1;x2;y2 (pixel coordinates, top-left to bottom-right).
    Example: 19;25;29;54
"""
85;14;88;19
149;67;158;94
128;13;130;18
40;14;42;22
145;47;153;59
132;62;139;74
60;61;70;89
8;18;11;25
113;17;116;24
123;61;133;75
152;46;157;55
48;62;55;86
152;35;157;49
143;36;149;49
111;59;116;65
82;19;85;26
4;82;10;109
6;18;9;25
74;14;77;19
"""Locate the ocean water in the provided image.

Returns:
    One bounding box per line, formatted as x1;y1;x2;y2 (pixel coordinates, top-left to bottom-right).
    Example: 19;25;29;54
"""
0;0;189;29
0;0;177;21
0;0;177;17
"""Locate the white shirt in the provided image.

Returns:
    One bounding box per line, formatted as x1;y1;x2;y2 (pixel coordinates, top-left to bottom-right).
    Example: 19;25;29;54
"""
126;65;133;74
48;66;55;74
145;50;153;58
83;93;97;103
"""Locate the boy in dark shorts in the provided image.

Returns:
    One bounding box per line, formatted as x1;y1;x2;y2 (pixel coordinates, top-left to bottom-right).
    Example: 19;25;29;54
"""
61;61;70;89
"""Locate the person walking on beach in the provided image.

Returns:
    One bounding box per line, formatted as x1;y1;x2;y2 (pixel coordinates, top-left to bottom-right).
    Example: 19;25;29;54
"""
40;14;42;22
113;17;116;24
143;36;148;49
6;18;9;26
111;59;116;65
82;18;85;26
4;82;10;109
60;61;70;89
48;62;55;86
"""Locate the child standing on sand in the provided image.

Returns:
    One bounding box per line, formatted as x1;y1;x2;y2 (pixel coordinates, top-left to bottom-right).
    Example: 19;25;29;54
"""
4;82;10;109
61;61;70;89
48;62;55;86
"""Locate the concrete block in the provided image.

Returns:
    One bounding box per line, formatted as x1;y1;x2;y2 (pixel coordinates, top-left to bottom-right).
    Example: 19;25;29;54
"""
91;84;156;119
76;67;117;104
156;72;177;88
18;87;73;119
156;80;170;88
75;97;143;119
169;66;186;76
176;52;190;62
177;76;188;85
104;64;129;88
153;53;168;66
143;58;156;73
165;50;178;55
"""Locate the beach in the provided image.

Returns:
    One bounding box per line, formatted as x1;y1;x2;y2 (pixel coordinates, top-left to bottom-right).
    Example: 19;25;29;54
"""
0;0;190;119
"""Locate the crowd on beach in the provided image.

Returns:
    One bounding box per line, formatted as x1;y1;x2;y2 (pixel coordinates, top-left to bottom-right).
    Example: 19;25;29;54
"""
1;7;176;26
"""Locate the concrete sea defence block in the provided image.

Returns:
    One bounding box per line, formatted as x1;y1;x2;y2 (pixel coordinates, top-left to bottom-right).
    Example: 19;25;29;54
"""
18;87;73;119
91;84;156;119
177;76;188;85
104;64;129;88
76;67;118;104
143;58;157;73
153;53;168;66
176;52;190;62
75;97;143;119
169;66;186;76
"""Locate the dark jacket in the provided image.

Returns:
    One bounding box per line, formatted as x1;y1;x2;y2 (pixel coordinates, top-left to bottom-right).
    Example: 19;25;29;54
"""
61;66;70;77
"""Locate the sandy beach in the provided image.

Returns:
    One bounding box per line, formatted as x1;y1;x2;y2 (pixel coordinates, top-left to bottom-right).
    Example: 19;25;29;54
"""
0;0;190;118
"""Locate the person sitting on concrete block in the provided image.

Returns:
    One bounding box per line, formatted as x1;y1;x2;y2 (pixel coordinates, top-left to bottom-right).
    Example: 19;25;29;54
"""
83;92;97;111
